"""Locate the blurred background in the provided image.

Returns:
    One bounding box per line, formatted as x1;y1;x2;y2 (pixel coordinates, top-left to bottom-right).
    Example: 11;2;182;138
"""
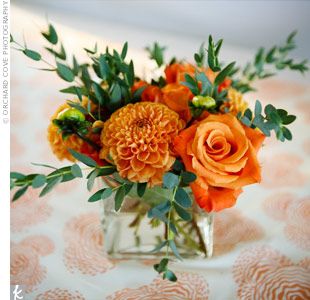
12;0;310;61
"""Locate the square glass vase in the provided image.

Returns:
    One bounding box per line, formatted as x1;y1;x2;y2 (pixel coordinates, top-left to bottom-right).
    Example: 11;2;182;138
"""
101;186;214;260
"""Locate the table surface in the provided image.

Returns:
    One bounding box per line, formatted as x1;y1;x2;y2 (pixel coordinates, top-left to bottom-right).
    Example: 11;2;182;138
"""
11;6;310;300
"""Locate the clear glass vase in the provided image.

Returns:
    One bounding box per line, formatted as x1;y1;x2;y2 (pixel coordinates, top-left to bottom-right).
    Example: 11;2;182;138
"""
101;185;214;260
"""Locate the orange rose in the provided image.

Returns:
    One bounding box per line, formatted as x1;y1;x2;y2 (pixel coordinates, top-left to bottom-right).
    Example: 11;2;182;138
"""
165;63;196;84
174;114;265;212
161;83;193;122
132;80;162;103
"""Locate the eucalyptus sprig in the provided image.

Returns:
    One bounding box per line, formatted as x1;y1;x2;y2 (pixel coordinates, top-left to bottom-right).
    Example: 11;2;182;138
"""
238;100;296;141
147;162;196;282
10;149;116;201
233;31;309;93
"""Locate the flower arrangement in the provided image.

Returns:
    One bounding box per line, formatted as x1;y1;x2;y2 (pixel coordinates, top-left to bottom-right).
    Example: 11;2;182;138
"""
10;24;308;282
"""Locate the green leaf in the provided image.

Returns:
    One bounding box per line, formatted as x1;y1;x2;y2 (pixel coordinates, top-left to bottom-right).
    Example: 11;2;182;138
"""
214;62;236;86
181;171;197;184
175;187;192;208
173;202;192;221
196;72;212;96
88;189;104;202
254;100;262;116
282;127;292;140
110;83;122;103
115;185;126;211
87;169;99;191
10;172;25;179
121;42;128;59
98;54;110;80
154;258;169;273
88;188;113;202
101;188;113;199
96;166;116;176
115;186;126;211
149;241;168;253
68;149;97;167
132;85;146;99
241;116;251;127
282;115;296;125
45;43;66;60
84;42;97;55
32;174;47;188
127;60;135;86
172;160;184;172
168;240;182;260
12;186;28;201
244;108;253;120
137;182;147;197
23;49;41;61
71;164;83;178
39;175;63;197
56;62;75;82
42;24;58;45
146;42;166;67
163;172;179;189
163;269;177;282
92;82;105;105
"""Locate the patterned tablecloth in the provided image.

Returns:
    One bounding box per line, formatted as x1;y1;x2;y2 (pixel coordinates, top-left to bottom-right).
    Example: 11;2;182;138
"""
11;6;310;300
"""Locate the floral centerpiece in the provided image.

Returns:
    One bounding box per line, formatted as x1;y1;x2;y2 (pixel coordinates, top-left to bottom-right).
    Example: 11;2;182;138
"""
10;24;308;282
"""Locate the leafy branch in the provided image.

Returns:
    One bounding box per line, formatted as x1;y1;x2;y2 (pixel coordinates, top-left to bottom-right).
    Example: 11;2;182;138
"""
148;166;196;282
238;100;296;141
233;31;309;93
10;149;116;201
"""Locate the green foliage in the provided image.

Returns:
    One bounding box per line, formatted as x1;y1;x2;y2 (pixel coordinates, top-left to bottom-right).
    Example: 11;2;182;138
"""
22;49;41;61
175;187;192;208
42;23;58;45
32;174;47;188
233;31;309;93
56;62;75;82
214;62;236;86
163;172;179;189
137;182;147;197
194;43;206;68
180;171;197;185
145;42;166;67
68;149;97;167
207;35;223;72
238;100;296;141
45;43;66;60
88;187;113;202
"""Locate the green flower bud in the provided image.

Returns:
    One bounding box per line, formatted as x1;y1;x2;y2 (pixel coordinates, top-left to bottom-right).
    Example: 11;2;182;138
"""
58;108;85;122
192;95;216;109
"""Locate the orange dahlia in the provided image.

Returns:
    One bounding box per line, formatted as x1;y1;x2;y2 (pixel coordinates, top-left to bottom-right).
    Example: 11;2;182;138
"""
100;102;185;185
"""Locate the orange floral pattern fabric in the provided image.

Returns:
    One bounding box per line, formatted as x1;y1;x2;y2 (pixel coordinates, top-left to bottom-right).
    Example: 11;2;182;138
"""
106;272;209;300
63;212;113;275
233;246;310;299
11;235;54;293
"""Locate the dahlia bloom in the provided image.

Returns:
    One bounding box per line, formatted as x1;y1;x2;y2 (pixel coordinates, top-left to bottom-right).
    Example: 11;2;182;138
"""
100;102;185;185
